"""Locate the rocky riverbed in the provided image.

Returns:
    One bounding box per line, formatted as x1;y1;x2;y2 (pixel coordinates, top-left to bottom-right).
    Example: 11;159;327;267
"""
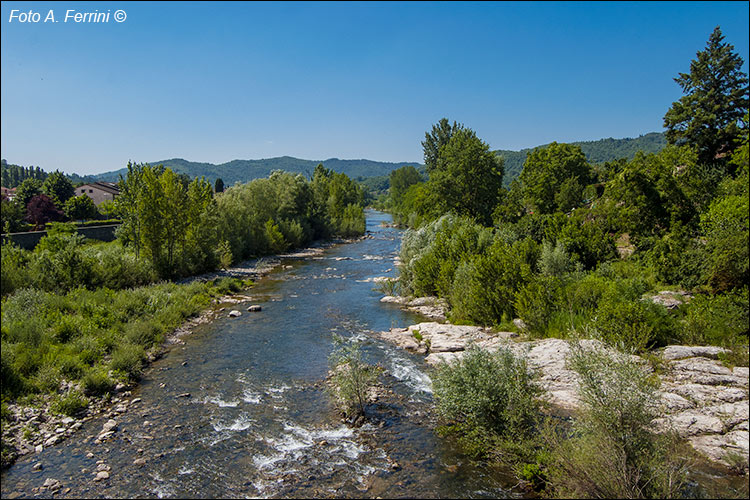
1;239;366;470
377;319;749;471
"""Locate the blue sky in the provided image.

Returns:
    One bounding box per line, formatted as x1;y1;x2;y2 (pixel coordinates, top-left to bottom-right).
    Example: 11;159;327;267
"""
1;1;748;176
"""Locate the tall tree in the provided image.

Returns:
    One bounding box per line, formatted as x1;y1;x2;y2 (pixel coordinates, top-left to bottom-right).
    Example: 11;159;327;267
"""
422;118;464;173
42;170;76;206
430;128;504;225
663;26;749;164
519;142;593;214
214;177;225;193
389;165;422;206
14;178;43;208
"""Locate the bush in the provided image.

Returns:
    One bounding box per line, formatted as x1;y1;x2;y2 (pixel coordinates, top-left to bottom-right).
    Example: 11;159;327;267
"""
432;346;541;457
450;239;536;325
546;342;688;498
81;367;115;396
109;343;145;380
593;294;677;351
327;335;381;420
682;288;749;348
399;214;492;298
50;390;89;417
514;276;563;336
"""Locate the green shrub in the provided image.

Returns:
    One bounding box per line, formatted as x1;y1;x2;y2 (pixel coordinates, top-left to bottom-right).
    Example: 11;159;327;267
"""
546;342;688;498
593;294;677;351
50;390;89;417
432;346;541;457
399;214;492;298
327;335;381;419
81;367;115;396
539;239;572;277
451;239;536;326
682;288;749;348
514;276;563;337
110;343;145;380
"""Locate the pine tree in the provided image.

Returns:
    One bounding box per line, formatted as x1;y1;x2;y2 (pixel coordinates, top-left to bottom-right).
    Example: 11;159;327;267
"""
664;26;749;164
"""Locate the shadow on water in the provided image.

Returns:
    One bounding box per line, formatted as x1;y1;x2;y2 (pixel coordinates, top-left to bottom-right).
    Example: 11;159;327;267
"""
1;210;523;499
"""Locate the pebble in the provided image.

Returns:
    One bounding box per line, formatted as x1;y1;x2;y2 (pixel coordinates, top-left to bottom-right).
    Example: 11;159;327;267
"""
86;452;94;458
133;457;147;467
31;462;43;472
94;470;109;481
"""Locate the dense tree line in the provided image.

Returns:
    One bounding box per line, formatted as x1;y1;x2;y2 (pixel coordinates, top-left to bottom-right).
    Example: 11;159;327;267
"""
395;26;749;496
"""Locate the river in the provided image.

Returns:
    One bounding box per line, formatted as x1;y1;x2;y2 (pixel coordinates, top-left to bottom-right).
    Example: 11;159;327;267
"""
1;210;522;499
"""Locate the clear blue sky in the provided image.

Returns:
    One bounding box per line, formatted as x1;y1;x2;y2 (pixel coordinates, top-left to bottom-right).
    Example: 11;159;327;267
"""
1;1;748;176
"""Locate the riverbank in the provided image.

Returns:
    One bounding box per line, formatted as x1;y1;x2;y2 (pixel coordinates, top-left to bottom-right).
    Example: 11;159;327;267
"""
376;317;749;473
1;235;371;470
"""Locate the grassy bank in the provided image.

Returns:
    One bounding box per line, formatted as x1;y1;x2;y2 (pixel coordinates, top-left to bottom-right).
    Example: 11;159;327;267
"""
0;275;250;466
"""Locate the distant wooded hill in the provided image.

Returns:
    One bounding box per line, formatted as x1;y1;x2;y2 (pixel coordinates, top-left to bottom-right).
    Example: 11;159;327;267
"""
8;132;667;190
92;157;423;186
496;132;667;185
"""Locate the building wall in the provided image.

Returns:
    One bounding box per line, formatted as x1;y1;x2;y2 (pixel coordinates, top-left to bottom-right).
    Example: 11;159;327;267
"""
75;186;117;205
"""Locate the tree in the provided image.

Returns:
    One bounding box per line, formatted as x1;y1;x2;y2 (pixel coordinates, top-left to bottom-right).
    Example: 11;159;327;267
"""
42;170;75;206
14;178;43;208
664;26;749;164
1;196;25;232
214;177;224;193
519;142;593;214
430;128;504;225
389;165;422;206
64;195;99;221
25;194;64;229
422;118;464;173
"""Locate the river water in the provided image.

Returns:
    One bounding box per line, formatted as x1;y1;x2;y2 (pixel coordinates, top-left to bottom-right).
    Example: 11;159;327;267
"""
1;210;521;499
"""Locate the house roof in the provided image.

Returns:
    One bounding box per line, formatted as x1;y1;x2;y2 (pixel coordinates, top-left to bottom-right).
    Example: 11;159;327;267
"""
78;182;120;195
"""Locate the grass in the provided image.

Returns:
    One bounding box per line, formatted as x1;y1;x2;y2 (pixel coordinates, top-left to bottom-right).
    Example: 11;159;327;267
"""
1;278;246;405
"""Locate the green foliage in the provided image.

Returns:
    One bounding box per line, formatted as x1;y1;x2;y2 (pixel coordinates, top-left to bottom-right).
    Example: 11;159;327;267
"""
13;178;43;208
432;347;541;457
110;343;145;380
1;279;235;404
519;142;594;214
64;194;99;221
422;118;464;174
388;165;422;207
663;26;749;164
547;343;688;499
50;390;89;417
1;197;25;233
514;275;562;337
327;335;381;419
539;240;571;277
399;214;493;298
41;171;76;207
450;239;536;325
429;128;505;225
593;291;677;352
682;288;749;348
217;239;233;269
700;192;749;292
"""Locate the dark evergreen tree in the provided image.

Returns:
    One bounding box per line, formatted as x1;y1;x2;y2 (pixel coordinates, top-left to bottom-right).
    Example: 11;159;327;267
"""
215;177;225;193
664;26;749;164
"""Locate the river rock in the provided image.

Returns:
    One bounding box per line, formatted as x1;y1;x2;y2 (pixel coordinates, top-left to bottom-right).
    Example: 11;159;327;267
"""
31;462;43;471
228;310;242;317
101;419;118;434
661;345;730;361
42;478;61;490
133;457;147;467
377;319;750;468
94;470;110;481
96;463;111;472
44;435;59;447
247;305;262;312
